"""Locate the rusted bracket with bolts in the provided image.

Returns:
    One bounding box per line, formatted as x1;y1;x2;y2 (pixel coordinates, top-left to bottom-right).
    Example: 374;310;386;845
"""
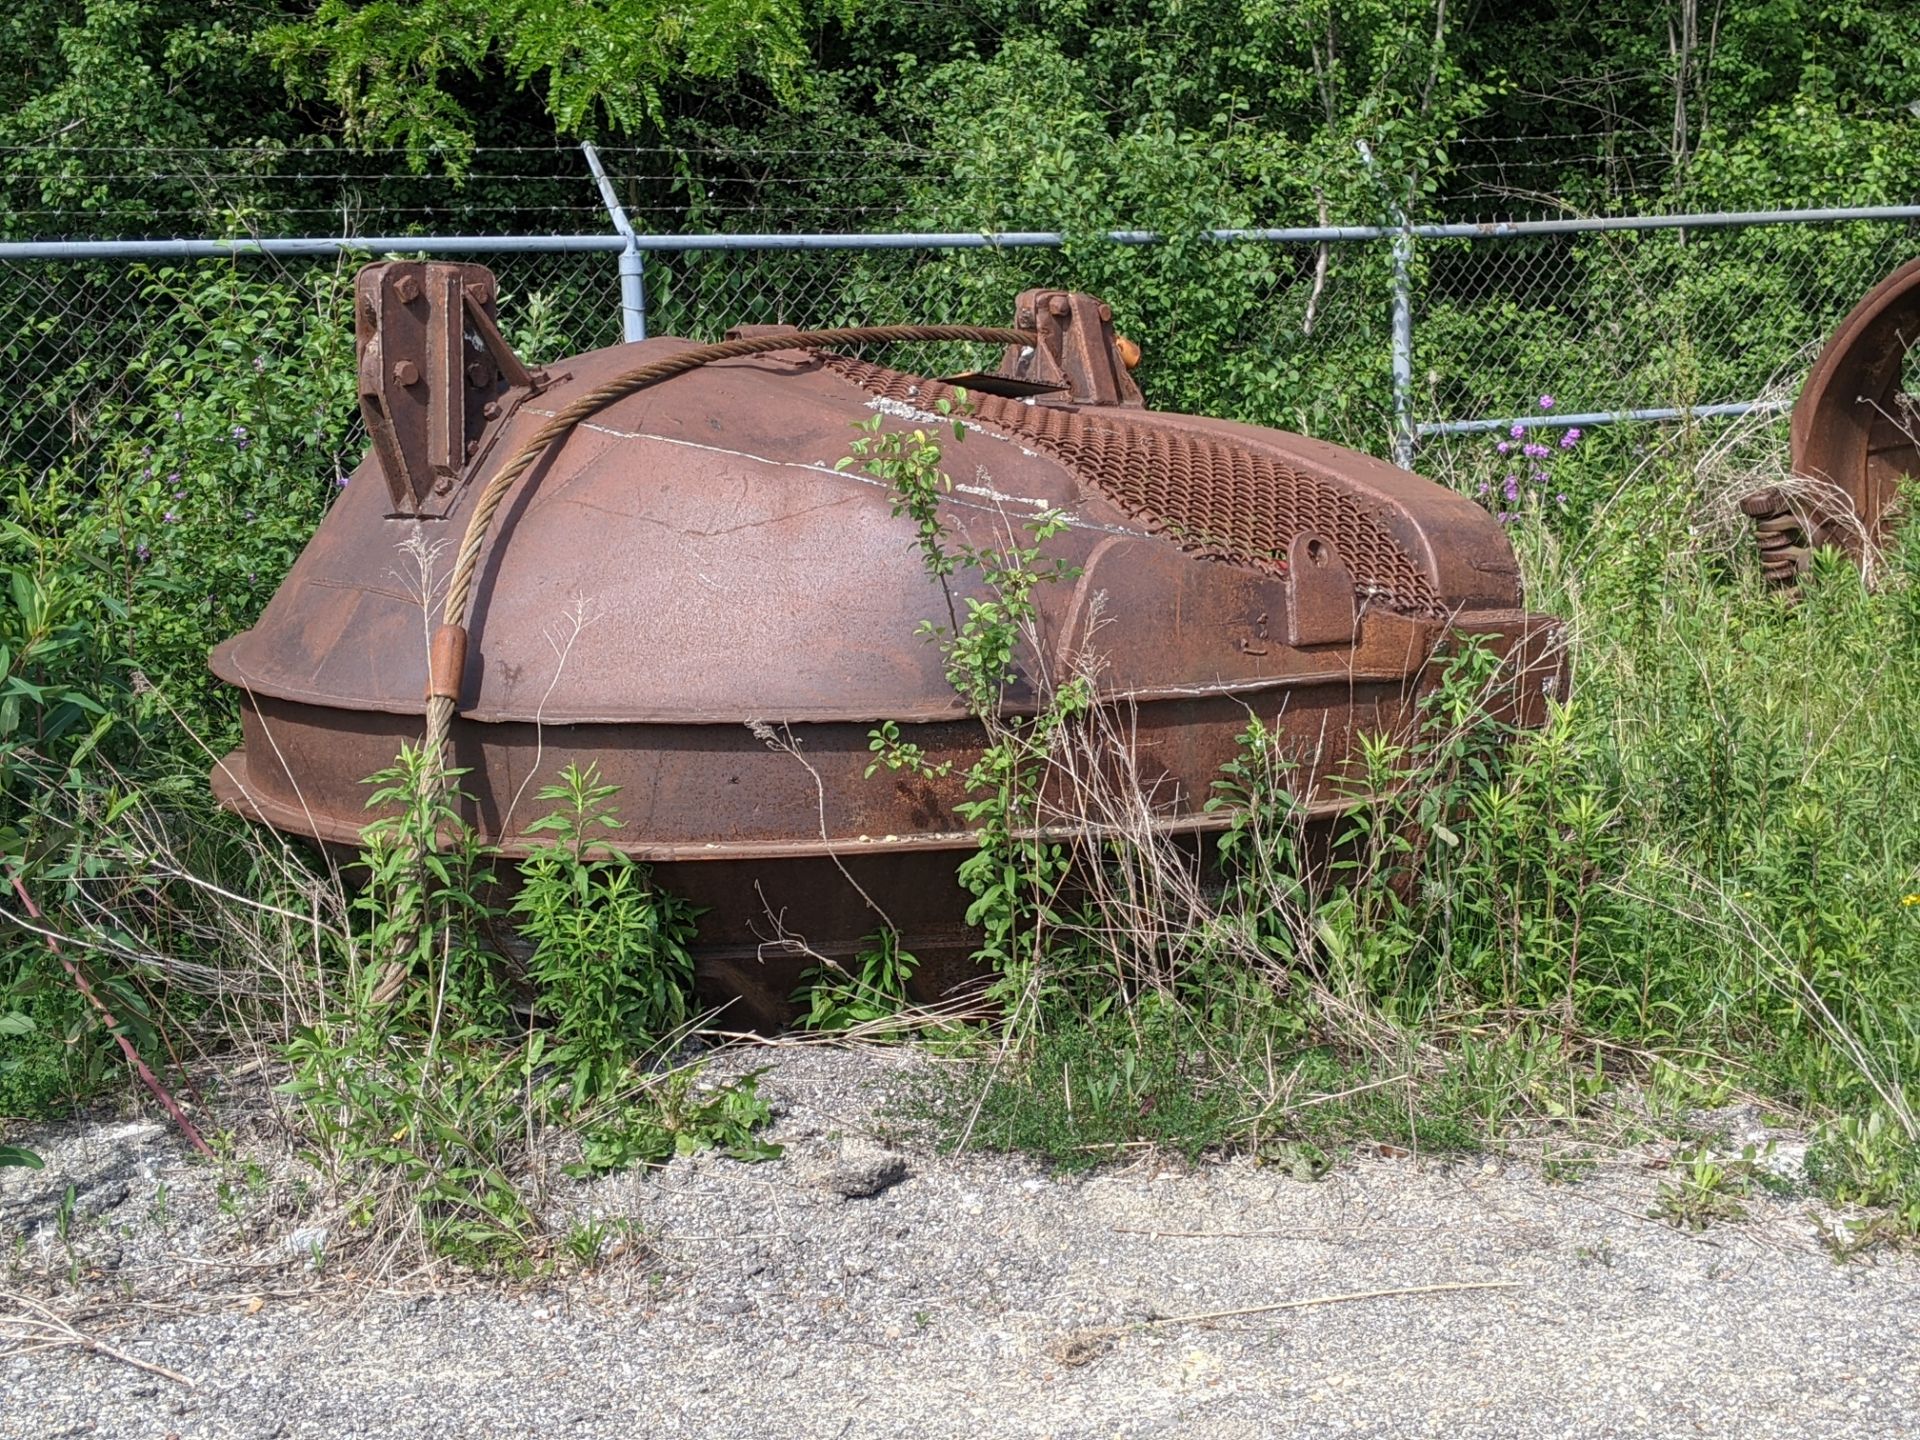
1000;289;1144;407
355;261;551;516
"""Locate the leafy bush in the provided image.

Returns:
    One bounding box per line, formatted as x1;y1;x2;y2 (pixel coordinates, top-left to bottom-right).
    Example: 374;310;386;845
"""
279;754;772;1269
796;931;919;1033
513;763;700;1098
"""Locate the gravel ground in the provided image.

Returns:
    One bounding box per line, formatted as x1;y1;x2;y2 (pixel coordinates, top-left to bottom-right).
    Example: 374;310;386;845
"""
3;1046;1917;1439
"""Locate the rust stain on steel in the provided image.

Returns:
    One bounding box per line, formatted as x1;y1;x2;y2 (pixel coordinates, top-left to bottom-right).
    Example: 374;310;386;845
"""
1747;257;1920;584
210;267;1566;1026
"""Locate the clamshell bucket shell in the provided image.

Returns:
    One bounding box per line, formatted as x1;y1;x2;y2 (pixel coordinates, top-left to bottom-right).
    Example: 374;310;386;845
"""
210;265;1565;1024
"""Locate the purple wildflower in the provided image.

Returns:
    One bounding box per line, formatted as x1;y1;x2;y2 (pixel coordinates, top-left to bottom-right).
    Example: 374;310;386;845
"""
162;510;179;524
1532;471;1549;484
336;475;349;489
1496;441;1511;455
1476;481;1491;495
1509;423;1526;440
1559;432;1577;450
1555;492;1569;507
1523;442;1550;460
1539;394;1556;410
1502;475;1520;503
253;355;267;373
136;543;150;561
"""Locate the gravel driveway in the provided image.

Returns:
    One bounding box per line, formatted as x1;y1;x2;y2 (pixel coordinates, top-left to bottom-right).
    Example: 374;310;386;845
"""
4;1047;1916;1438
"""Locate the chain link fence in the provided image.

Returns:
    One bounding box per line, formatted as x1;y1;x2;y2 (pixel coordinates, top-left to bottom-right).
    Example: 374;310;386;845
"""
0;249;627;484
3;142;1918;488
1410;214;1920;474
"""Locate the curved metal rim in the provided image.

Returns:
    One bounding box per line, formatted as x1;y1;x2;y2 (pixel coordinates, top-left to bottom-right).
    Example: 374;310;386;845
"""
209;744;1364;860
1792;255;1920;504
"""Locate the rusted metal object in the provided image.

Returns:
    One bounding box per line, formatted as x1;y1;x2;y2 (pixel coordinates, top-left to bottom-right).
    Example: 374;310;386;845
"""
354;262;549;517
210;264;1565;1025
1000;289;1144;406
1746;257;1920;584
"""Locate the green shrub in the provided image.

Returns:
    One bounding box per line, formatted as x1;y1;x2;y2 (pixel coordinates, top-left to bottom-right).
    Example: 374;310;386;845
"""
278;756;768;1269
513;762;700;1099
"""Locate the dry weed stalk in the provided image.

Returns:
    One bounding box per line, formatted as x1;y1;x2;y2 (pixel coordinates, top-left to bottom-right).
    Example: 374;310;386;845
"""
1685;371;1886;588
989;596;1502;1093
0;1291;196;1388
1;748;352;1061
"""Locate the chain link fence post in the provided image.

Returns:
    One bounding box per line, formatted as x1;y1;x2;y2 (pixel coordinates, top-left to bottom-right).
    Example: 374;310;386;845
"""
1356;140;1417;468
1390;223;1415;469
616;244;648;342
581;142;648;342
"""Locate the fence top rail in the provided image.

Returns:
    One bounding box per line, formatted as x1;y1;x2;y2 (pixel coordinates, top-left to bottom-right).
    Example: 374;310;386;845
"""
1416;399;1791;437
0;234;628;261
4;202;1920;263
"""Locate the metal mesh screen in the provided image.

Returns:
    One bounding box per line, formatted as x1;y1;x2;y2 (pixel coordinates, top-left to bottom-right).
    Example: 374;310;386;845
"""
0;145;609;242
0;259;144;478
0;250;624;483
1410;218;1920;471
0;238;1394;482
637;235;1392;455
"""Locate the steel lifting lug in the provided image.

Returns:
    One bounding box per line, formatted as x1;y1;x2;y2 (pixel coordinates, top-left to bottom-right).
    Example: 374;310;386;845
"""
354;261;542;517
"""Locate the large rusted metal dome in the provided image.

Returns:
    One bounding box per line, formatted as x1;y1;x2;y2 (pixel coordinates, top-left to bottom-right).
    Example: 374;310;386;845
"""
210;262;1563;1022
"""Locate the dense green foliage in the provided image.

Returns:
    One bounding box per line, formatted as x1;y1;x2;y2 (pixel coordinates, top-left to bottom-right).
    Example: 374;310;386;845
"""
835;410;1920;1237
284;748;771;1266
9;0;1920;212
263;0;824;164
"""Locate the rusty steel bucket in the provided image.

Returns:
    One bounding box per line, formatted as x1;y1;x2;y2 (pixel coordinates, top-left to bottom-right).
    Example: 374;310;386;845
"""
210;263;1565;1024
1745;257;1920;583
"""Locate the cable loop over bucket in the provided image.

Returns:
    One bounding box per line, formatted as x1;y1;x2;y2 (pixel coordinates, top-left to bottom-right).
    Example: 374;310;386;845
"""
421;324;1037;797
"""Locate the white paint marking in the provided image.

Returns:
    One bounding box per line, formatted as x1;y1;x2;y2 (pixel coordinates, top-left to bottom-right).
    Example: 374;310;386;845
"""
532;409;1147;539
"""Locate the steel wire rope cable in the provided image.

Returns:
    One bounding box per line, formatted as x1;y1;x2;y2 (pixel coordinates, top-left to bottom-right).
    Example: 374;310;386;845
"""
420;323;1038;799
